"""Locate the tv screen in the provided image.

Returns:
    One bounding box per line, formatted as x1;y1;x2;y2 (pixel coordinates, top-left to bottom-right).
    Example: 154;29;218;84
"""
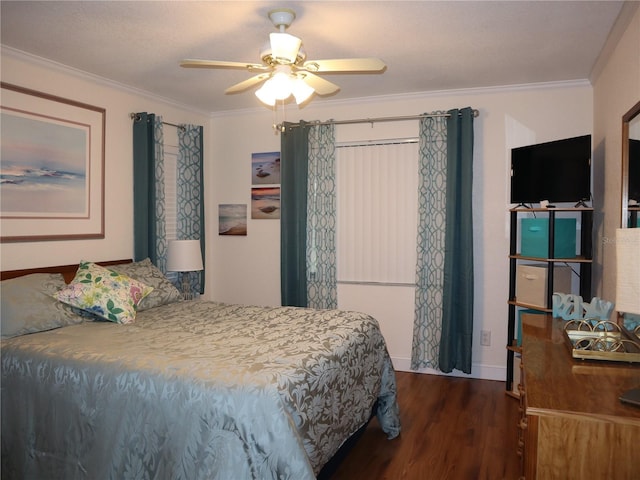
629;139;640;202
510;135;592;205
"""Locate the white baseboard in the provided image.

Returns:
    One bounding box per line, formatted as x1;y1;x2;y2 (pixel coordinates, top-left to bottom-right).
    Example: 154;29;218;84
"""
391;356;506;381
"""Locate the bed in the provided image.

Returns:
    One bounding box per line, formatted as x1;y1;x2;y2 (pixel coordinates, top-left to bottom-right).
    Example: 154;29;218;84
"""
1;259;401;479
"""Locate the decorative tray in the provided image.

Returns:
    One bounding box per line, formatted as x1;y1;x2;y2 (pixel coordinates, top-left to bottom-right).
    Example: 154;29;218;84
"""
622;323;640;343
563;320;640;363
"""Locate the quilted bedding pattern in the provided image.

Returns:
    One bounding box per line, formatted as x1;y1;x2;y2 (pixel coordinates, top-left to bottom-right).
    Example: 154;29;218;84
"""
1;300;400;479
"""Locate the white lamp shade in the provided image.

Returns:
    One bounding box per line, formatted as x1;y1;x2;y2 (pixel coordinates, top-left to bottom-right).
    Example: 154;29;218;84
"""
270;71;293;100
166;240;203;272
269;32;301;64
615;228;640;315
291;77;314;104
256;73;291;105
255;83;277;106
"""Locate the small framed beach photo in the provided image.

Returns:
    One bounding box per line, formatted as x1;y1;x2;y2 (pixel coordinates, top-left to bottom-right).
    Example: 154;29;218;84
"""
219;204;247;236
251;151;280;185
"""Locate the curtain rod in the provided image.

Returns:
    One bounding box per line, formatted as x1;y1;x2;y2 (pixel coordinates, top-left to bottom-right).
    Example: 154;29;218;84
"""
129;112;185;131
275;109;479;132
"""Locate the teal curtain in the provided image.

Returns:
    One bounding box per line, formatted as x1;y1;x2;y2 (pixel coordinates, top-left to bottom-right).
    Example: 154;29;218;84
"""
306;124;337;309
177;125;206;295
411;108;475;374
411;114;448;370
280;121;310;307
133;113;167;267
439;107;474;373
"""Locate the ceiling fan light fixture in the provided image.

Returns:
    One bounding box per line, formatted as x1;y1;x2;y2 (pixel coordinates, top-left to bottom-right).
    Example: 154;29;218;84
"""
181;7;385;111
269;32;302;64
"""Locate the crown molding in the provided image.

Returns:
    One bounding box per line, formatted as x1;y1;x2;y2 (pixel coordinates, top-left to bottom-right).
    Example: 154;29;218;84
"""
1;46;211;117
3;44;592;120
312;79;593;110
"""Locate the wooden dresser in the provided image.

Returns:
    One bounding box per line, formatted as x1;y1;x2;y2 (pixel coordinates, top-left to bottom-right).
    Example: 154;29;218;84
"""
518;313;640;479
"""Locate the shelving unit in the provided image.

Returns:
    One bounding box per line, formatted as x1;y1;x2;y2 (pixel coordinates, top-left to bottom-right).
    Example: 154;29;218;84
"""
506;207;593;397
628;206;639;227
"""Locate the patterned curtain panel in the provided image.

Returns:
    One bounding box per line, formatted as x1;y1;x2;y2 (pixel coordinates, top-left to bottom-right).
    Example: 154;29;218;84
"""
177;125;205;295
411;114;448;371
306;124;337;309
133;113;167;268
411;108;475;374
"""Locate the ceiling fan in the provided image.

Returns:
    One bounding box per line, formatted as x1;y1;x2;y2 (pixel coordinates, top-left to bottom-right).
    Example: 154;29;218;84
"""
180;8;386;106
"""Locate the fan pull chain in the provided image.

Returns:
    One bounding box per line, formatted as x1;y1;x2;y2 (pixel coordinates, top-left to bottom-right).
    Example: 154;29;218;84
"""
271;99;287;134
271;103;278;134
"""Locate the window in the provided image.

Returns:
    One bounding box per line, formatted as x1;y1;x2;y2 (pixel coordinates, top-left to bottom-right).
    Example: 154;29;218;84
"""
336;140;418;285
163;128;178;282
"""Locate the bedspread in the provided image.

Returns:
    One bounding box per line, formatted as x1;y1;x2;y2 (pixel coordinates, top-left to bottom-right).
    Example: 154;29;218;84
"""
1;301;400;479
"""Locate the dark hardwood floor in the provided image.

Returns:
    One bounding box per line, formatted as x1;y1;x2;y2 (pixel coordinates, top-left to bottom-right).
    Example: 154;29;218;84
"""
329;371;521;480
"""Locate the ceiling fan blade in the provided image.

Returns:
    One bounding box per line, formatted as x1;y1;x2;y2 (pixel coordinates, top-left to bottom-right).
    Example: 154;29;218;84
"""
225;73;272;94
300;58;386;73
180;59;269;71
299;72;340;96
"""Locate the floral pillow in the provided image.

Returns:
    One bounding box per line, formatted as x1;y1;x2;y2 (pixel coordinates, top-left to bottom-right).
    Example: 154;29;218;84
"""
54;261;153;324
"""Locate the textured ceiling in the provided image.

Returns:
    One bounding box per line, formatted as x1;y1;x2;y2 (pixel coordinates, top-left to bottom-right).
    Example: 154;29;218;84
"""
0;1;627;113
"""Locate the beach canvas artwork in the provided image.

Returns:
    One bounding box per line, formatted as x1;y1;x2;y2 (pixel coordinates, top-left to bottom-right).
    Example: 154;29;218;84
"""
251;151;280;185
1;110;89;217
251;187;280;219
219;204;247;236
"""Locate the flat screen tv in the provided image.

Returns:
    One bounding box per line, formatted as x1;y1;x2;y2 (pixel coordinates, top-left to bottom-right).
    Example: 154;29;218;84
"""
628;139;640;202
510;135;592;205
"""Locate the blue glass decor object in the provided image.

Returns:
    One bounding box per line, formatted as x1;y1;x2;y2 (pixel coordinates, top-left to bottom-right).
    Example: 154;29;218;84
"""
552;293;583;320
623;313;640;331
582;297;615;322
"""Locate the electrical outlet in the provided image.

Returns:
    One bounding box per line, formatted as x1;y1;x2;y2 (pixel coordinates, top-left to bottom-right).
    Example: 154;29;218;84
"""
481;330;491;346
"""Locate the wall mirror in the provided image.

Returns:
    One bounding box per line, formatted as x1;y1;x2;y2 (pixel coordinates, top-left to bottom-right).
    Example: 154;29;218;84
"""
619;101;640;333
621;100;640;228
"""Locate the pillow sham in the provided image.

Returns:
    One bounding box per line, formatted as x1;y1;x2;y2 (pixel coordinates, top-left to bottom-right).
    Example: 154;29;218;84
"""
54;261;153;324
109;258;182;310
1;273;85;339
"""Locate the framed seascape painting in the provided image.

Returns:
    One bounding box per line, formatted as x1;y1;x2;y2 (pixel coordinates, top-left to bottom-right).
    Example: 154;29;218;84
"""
0;83;105;242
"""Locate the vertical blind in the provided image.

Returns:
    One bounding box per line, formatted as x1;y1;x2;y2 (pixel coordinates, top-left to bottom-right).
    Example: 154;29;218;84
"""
163;129;178;282
336;141;419;285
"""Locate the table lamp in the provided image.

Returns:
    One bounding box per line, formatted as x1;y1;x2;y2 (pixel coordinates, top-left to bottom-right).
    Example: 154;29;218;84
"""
166;239;203;300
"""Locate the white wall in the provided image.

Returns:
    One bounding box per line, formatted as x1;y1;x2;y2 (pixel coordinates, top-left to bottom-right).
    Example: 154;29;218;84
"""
0;50;212;270
209;83;593;379
592;4;640;302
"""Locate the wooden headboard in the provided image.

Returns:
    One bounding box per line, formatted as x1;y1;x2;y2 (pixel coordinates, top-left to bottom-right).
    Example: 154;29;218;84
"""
1;259;132;283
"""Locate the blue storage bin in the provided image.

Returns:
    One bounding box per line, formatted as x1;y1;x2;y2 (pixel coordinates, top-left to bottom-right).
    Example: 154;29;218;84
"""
521;218;576;258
